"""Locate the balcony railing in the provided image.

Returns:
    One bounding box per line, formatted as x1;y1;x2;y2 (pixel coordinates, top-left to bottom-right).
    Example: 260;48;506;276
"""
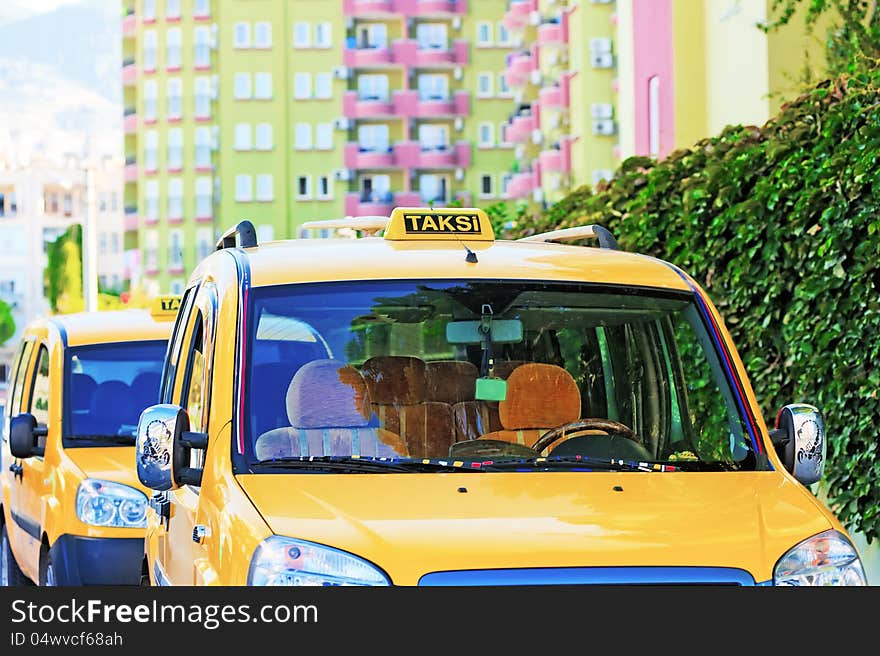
345;191;423;217
343;0;467;16
344;39;469;67
344;141;472;169
343;90;469;118
503;0;537;31
506;169;539;199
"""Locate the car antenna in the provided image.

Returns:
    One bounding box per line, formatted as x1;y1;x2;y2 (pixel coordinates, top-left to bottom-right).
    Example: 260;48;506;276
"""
454;234;478;263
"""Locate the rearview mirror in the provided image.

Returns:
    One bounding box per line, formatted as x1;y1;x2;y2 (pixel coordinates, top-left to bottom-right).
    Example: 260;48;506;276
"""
770;404;825;486
446;319;523;344
10;414;46;459
136;404;205;490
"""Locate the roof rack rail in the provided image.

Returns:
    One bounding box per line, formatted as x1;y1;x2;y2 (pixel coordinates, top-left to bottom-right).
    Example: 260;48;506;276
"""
216;220;258;251
301;216;389;237
518;224;620;250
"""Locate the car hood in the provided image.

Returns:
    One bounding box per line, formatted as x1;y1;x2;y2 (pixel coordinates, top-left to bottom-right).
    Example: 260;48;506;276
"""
236;471;832;585
64;446;147;494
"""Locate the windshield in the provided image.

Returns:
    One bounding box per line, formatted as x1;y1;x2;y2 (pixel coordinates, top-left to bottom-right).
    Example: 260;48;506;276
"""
65;340;167;444
237;281;758;473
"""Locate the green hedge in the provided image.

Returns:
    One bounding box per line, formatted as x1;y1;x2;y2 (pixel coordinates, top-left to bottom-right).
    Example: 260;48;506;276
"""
513;73;880;541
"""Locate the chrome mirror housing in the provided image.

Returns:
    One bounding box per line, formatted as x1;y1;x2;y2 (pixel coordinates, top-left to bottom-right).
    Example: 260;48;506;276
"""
774;404;826;486
136;404;187;491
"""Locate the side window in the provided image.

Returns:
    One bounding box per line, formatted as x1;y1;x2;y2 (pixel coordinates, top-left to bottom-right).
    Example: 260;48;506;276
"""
160;284;199;403
29;345;51;449
2;341;30;441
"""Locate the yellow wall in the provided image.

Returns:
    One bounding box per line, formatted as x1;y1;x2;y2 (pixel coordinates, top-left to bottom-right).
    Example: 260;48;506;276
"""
671;0;708;151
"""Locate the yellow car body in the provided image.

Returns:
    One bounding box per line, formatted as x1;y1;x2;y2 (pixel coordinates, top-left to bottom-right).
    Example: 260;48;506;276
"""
0;302;176;585
138;209;863;586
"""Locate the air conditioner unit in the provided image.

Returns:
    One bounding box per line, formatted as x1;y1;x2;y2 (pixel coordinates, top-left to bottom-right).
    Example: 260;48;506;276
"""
532;129;543;145
591;102;614;119
533;188;544;203
589;38;612;54
333;117;352;130
515;144;525;159
454;67;463;81
454;117;464;131
591;0;613;4
590;53;614;69
452;17;462;30
530;69;542;85
210;74;219;99
592;119;616;136
547;113;560;129
333;168;352;181
333;66;351;80
211;125;220;149
547;176;560;191
529;10;541;26
455;168;464;181
592;169;614;185
546;50;559;65
210;24;218;48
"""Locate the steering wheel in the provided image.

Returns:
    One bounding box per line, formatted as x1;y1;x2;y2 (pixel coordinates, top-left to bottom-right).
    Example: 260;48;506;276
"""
531;418;641;455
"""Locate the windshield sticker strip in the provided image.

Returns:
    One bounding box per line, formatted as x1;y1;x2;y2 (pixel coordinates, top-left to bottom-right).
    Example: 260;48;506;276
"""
660;264;763;457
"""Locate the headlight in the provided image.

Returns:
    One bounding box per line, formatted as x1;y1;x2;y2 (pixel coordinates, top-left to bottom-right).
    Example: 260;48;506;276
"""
248;536;390;586
774;530;867;586
75;479;148;528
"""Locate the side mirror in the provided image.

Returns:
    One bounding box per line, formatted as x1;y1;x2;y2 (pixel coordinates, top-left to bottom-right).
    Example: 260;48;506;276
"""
136;404;206;490
770;404;825;486
10;414;46;459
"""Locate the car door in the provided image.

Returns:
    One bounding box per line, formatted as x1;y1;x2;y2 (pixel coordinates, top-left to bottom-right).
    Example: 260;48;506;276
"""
2;339;35;560
156;282;217;585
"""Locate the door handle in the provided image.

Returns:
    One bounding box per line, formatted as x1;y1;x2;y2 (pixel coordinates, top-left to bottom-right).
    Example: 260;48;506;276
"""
8;462;23;479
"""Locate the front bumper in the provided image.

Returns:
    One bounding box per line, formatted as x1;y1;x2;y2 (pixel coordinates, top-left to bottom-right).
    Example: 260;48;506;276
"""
49;535;143;586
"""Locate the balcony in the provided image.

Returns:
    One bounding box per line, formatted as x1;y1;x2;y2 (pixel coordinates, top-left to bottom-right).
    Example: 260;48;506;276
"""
506;170;539;200
537;18;567;47
344;39;469;67
345;143;396;169
345;191;423;217
503;0;537;30
122;13;136;37
506;108;539;145
123;107;137;134
124;158;138;182
413;40;468;66
539;81;569;111
124;206;138;231
344;90;469;118
343;45;394;67
506;50;538;88
343;0;467;16
414;141;471;168
344;141;471;169
122;58;136;86
539;140;572;174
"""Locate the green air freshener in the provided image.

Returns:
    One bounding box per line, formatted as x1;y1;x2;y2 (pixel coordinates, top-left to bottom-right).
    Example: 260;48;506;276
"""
475;377;508;402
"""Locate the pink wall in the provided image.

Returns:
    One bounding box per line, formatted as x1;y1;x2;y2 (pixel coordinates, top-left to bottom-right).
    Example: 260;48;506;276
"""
632;0;675;159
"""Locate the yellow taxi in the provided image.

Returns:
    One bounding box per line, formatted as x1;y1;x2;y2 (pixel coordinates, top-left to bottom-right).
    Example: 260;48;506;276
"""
135;208;866;586
1;299;178;586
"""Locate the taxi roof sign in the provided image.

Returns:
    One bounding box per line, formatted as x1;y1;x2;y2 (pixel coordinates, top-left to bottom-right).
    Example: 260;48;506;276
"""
151;295;182;320
383;207;495;242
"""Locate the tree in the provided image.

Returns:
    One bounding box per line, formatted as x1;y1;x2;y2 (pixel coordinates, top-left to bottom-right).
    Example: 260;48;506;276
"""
0;299;15;345
44;224;85;315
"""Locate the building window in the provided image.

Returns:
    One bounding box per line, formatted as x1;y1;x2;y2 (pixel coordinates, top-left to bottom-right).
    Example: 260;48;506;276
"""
169;279;184;295
499;122;511;146
143;30;157;70
356;23;387;49
253;21;272;48
649;75;661;158
256;174;273;201
315;22;332;48
254;72;273;99
479;174;494;198
295;123;312;150
196;227;212;260
167;128;183;170
315;73;332;99
167;178;183;219
477;72;493;98
145;229;158;271
419;174;447;204
194;26;211;67
417;74;448;101
169;229;184;269
195;177;212;217
167;77;182;119
165;0;180;20
294;72;311;99
235;174;253;202
497;23;510;46
416;23;447;50
418;124;448;151
501;173;513;198
143;80;158;120
361;175;390;202
478;122;494;148
315;123;332;150
195;126;212;167
99;233;107;255
234;72;251;99
234;123;252;150
0;187;17;217
498;72;511;97
357;74;389;102
293;22;310;48
194;76;211;118
296;175;311;200
193;0;210;19
476;22;492;46
358;124;389;153
317;175;331;199
144;130;158;171
256;225;274;243
234;22;251;49
166;28;182;69
255;123;273;150
145;181;159;220
111;233;120;253
143;0;156;21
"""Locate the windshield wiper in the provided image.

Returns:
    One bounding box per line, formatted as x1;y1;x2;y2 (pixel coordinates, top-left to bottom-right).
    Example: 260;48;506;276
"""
68;434;137;445
251;456;487;474
480;456;660;473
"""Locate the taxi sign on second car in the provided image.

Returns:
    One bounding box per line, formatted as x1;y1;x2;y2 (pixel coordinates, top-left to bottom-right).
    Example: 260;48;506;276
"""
150;295;182;320
383;207;495;242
